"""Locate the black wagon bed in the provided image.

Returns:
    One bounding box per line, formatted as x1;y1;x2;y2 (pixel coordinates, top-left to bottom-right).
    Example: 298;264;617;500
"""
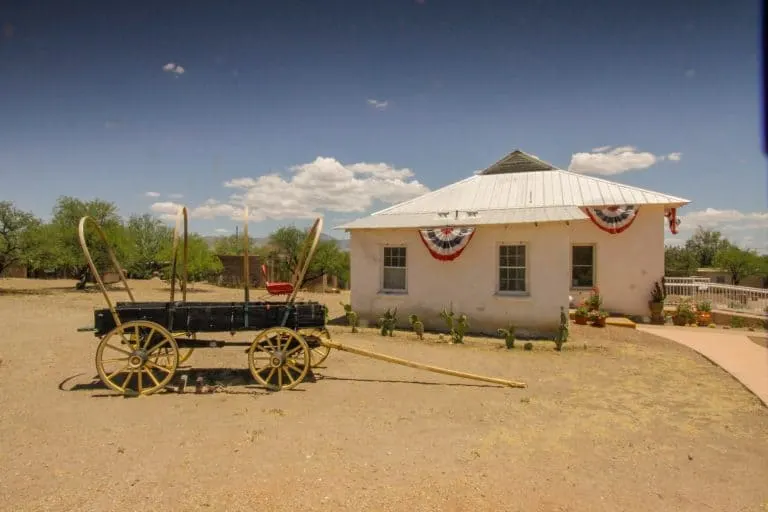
92;301;327;336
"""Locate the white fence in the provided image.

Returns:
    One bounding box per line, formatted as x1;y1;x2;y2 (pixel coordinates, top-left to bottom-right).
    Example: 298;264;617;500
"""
664;277;768;317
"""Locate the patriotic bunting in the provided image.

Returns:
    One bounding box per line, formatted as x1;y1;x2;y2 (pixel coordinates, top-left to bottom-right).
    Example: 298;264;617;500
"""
582;205;639;234
418;226;475;261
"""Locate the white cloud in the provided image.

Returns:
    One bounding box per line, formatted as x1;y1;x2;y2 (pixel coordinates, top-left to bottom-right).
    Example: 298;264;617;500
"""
568;145;681;175
149;201;184;220
177;156;429;222
677;208;768;232
144;191;161;198
162;62;185;75
168;193;184;199
667;152;682;161
672;208;768;253
214;228;229;234
367;99;389;110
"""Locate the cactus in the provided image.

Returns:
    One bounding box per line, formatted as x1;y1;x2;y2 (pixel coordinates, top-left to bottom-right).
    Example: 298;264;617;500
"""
378;307;397;336
408;314;424;340
554;306;569;351
497;323;516;349
439;306;468;344
339;301;358;333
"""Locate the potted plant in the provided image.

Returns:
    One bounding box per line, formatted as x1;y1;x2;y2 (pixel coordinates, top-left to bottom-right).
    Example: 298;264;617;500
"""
696;300;712;326
589;309;609;327
574;304;590;325
586;287;602;311
648;279;666;324
672;299;695;326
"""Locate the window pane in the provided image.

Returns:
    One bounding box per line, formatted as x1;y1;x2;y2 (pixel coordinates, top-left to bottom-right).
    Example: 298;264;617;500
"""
572;246;594;266
572;265;593;288
384;247;406;268
383;267;406;290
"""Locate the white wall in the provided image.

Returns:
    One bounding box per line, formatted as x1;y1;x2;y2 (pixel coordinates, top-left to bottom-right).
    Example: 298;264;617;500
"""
568;204;666;315
349;222;571;336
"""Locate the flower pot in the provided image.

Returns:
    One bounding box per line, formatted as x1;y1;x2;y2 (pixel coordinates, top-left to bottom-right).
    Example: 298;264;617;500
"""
696;312;711;326
672;315;687;326
574;316;588;325
649;301;664;315
591;318;606;328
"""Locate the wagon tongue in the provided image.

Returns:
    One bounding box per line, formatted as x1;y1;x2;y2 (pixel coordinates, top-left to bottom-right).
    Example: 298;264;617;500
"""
77;327;96;332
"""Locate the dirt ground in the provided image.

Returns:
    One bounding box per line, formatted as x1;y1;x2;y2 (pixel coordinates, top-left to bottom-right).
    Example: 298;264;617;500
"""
1;278;767;512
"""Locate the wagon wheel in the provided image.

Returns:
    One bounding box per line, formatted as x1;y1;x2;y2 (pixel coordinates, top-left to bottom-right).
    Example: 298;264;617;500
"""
95;320;179;396
302;327;332;367
170;332;195;364
248;327;311;391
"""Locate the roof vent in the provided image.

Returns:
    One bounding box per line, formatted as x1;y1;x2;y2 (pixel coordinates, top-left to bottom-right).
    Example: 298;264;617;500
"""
478;150;557;175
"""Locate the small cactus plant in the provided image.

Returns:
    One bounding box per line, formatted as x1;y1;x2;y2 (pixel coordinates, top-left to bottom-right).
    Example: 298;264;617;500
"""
408;314;424;340
439;306;469;344
554;306;569;351
339;301;358;333
378;307;397;336
497;323;516;349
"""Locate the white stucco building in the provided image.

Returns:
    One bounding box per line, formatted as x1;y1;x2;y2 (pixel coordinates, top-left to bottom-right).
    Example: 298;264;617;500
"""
336;150;690;336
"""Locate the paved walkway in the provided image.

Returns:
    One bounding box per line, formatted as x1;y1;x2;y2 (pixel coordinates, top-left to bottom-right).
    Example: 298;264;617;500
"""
637;325;768;407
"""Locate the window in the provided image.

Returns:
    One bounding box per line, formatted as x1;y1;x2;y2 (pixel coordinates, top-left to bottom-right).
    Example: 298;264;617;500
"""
571;245;594;288
498;244;526;293
382;246;407;292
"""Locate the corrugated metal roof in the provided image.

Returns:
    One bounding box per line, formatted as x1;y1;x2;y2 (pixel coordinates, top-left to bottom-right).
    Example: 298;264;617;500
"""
336;150;691;231
336;206;587;230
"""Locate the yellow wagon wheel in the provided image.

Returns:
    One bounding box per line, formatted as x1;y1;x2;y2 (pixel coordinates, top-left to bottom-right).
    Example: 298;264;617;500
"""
95;320;179;396
302;327;332;367
248;327;310;391
170;332;195;364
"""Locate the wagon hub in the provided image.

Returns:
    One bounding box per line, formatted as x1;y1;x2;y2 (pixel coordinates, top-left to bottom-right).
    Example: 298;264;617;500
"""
128;349;149;369
269;351;286;368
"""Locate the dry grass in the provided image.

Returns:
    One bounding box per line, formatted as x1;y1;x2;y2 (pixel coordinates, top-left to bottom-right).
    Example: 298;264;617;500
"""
1;278;767;511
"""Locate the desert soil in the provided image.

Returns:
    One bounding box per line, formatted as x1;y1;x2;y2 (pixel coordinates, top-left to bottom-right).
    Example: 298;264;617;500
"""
1;278;767;512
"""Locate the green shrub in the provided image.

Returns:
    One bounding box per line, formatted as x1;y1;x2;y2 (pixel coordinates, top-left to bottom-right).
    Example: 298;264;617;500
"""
339;301;358;333
378;307;397;336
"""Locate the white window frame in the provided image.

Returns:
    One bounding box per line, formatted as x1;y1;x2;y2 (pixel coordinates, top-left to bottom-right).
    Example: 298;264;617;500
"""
381;245;407;293
570;244;596;290
496;243;529;296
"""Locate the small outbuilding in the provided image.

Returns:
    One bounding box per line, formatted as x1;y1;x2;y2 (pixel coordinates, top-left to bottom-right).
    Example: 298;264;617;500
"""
336;150;689;336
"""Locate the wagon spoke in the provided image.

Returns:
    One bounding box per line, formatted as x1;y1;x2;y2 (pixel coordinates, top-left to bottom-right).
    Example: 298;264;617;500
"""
286;362;303;374
101;357;129;364
108;365;130;380
121;370;133;391
144;368;161;387
282;367;296;385
105;343;132;356
142;328;156;350
137;369;143;394
146;339;170;356
145;360;172;374
277;367;283;388
285;345;302;356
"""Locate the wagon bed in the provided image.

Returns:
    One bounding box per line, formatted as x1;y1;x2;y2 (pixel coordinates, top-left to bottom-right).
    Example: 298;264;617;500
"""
92;300;327;337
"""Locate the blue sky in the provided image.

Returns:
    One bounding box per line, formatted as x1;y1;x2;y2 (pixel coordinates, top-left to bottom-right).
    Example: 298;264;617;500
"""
1;0;765;251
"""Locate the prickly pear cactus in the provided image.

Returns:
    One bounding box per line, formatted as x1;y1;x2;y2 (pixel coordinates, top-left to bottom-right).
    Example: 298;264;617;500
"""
378;307;397;336
408;314;424;340
453;314;469;344
340;301;358;333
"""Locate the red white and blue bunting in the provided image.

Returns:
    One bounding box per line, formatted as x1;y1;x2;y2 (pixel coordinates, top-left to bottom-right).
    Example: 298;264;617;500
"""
582;205;639;234
664;207;680;234
418;226;476;261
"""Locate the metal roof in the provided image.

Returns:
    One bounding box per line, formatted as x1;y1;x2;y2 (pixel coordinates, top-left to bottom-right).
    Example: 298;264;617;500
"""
336;150;691;231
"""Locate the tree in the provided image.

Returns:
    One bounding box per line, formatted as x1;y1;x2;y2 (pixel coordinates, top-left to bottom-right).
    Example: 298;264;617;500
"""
0;201;40;276
267;226;349;287
157;234;222;282
685;227;731;267
213;234;268;259
125;214;174;278
713;245;762;286
664;245;698;277
49;196;130;278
